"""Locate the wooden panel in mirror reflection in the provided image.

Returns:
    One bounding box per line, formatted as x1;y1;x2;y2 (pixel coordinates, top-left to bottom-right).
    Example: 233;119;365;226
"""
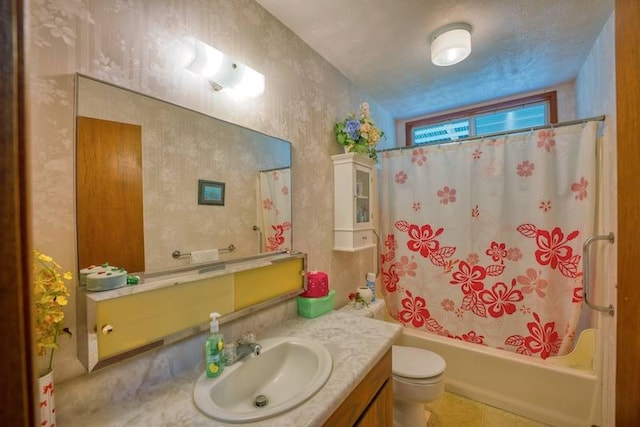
77;116;145;272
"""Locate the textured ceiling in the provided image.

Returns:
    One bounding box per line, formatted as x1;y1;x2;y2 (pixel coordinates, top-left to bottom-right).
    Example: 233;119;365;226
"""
255;0;614;119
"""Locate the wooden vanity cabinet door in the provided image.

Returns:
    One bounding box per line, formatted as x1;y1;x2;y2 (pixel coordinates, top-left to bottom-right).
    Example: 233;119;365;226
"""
355;378;393;426
323;349;392;427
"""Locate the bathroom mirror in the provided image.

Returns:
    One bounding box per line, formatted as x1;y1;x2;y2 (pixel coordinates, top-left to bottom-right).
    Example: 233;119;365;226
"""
76;74;292;275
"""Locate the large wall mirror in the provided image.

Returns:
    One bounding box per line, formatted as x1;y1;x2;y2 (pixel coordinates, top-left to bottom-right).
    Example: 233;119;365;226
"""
76;74;292;276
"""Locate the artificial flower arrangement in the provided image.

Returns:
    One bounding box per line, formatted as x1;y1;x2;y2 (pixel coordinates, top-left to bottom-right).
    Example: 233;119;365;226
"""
348;290;369;308
33;249;72;374
334;102;385;161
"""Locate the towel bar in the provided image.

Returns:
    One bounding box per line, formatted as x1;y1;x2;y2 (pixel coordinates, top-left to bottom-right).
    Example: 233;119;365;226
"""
172;244;236;259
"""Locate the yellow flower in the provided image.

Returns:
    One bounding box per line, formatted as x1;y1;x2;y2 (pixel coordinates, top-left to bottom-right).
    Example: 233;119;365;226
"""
368;127;382;145
38;253;53;263
33;250;72;372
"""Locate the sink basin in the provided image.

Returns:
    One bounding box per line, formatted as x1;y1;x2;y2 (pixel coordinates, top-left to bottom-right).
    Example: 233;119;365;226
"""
193;336;333;423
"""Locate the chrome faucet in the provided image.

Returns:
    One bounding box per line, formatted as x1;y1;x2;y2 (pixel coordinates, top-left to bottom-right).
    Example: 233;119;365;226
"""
225;331;261;365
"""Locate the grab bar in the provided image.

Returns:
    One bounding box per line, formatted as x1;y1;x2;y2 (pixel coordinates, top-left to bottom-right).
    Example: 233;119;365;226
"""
172;244;236;259
582;232;615;316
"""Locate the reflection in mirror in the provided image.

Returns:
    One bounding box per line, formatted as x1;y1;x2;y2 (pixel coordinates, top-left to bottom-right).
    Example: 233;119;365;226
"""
76;74;292;275
257;167;292;252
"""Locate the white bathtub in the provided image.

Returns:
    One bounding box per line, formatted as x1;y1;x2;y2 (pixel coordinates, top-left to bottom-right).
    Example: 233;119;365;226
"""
398;326;601;426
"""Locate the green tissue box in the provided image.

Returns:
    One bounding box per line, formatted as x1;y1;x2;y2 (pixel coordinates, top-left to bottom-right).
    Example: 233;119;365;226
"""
297;290;335;319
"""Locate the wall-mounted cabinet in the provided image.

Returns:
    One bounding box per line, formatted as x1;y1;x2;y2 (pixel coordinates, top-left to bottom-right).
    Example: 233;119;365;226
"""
78;252;306;371
332;153;376;251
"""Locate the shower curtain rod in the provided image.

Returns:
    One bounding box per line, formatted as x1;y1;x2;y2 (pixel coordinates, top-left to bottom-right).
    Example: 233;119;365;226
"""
379;114;606;153
258;165;290;173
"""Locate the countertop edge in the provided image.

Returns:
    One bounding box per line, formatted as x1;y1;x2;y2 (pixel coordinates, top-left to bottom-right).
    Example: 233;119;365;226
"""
57;310;402;427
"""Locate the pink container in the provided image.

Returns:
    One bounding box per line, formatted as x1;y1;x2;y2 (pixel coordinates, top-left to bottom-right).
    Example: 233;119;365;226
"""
302;271;329;297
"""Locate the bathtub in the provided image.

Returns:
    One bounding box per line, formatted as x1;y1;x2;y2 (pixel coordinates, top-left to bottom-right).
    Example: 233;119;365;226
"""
398;326;601;426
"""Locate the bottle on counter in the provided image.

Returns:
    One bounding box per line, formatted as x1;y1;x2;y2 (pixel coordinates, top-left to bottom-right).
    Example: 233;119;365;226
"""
366;272;376;302
205;312;225;378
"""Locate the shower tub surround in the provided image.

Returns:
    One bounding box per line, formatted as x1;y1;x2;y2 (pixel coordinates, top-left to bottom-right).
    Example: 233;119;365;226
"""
400;327;600;427
55;305;401;426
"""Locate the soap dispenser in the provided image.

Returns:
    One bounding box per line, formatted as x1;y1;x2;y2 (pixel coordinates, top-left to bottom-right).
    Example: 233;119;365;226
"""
205;312;225;378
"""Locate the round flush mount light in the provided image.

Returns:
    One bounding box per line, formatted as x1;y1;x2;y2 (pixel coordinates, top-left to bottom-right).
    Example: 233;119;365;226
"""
430;23;472;67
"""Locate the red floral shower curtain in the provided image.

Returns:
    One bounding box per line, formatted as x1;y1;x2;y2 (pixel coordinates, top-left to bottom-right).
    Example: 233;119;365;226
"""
258;168;292;252
380;121;601;359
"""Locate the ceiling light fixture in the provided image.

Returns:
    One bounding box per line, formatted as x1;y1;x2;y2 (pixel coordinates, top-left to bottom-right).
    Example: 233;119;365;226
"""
430;23;472;67
185;38;265;98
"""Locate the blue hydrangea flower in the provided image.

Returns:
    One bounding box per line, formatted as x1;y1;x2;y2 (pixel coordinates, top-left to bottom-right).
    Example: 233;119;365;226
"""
344;119;361;141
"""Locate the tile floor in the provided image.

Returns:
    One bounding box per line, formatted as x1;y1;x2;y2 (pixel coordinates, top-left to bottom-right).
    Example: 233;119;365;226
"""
424;392;551;427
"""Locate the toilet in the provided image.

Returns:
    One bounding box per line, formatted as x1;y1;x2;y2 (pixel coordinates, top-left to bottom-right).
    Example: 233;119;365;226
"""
339;299;446;426
392;345;446;427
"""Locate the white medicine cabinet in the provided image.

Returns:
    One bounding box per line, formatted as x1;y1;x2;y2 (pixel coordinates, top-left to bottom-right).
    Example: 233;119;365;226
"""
332;153;376;251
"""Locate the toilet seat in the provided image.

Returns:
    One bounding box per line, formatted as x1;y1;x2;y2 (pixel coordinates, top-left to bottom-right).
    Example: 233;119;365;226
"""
392;345;446;379
393;372;444;386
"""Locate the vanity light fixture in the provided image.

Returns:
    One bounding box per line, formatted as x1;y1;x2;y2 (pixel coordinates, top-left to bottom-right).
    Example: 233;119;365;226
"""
185;38;265;98
430;23;472;67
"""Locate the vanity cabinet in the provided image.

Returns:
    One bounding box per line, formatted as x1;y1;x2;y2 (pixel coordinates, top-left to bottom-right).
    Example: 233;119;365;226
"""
332;153;376;251
356;379;393;427
323;348;392;426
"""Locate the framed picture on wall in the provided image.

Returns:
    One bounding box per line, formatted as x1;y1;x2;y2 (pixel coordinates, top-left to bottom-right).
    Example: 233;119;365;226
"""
198;180;225;206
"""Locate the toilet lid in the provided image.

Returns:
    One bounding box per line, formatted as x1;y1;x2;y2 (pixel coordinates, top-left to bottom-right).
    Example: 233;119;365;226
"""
392;345;446;379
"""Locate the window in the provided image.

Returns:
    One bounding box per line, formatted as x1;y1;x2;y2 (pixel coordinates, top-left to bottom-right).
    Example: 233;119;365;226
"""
406;92;557;146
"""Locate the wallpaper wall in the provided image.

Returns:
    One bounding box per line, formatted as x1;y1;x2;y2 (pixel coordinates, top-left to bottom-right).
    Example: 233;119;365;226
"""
26;0;394;382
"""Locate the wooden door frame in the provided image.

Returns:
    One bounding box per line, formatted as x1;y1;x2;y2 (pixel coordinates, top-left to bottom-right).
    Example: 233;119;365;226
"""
1;1;637;425
616;0;640;425
0;0;34;425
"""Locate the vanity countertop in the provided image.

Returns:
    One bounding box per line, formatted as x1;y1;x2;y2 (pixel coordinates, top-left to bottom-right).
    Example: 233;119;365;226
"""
58;310;402;426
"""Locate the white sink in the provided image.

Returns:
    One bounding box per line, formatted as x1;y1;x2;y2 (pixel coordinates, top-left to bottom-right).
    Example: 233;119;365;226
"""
193;336;333;423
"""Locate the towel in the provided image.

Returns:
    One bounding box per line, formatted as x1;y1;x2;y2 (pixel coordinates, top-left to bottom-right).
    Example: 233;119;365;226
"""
190;249;219;264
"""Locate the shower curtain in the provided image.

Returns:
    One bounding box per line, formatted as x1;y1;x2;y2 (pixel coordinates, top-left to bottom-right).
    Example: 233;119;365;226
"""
258;168;292;252
380;121;601;359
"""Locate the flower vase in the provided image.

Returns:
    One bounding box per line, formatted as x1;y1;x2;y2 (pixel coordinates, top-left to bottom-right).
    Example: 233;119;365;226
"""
343;145;351;154
357;286;373;304
38;370;56;427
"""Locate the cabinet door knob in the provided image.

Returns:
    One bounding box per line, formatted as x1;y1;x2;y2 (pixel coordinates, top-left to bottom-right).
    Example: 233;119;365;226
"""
101;324;114;335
